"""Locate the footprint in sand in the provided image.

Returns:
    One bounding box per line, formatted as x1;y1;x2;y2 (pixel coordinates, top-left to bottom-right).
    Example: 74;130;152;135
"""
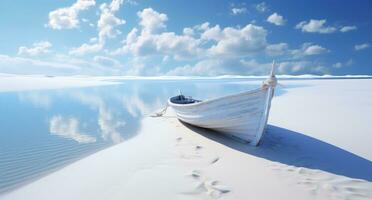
210;157;219;164
187;170;231;199
175;137;182;147
177;140;204;159
175;136;221;170
205;180;231;199
195;145;203;150
276;165;372;199
191;170;202;179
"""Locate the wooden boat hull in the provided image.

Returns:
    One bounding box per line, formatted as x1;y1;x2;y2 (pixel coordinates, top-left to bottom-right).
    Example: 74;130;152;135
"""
168;86;274;145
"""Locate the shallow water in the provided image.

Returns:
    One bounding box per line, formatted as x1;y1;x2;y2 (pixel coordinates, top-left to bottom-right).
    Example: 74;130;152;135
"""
0;79;265;193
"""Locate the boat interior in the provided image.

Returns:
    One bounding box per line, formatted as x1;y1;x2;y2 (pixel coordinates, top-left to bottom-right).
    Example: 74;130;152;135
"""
170;95;201;104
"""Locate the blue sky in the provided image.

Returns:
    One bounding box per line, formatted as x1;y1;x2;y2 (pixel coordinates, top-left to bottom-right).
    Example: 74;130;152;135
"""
0;0;371;76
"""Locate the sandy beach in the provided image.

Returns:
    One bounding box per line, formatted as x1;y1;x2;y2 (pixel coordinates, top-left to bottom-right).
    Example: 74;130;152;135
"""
1;77;371;200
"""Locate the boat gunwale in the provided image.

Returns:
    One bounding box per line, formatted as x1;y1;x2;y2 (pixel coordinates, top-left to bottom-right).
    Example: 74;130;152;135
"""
168;86;267;108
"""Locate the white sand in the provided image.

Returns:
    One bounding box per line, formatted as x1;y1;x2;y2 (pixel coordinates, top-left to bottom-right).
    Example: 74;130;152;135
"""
1;78;372;200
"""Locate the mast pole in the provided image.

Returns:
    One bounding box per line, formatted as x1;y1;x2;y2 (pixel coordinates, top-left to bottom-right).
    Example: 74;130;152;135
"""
270;60;276;77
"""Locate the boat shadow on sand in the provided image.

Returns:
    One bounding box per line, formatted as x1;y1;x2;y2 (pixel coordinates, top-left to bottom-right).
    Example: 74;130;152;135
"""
180;122;372;182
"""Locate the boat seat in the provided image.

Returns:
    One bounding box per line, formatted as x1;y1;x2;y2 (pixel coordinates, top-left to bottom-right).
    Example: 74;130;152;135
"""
170;95;201;104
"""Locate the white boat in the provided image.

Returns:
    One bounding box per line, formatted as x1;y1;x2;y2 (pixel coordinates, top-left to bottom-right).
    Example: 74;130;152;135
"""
167;62;277;146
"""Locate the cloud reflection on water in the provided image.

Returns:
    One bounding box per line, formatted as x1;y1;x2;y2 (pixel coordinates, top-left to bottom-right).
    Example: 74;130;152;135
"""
18;92;52;109
72;92;126;144
49;115;97;143
121;91;164;118
98;105;126;144
1;79;259;194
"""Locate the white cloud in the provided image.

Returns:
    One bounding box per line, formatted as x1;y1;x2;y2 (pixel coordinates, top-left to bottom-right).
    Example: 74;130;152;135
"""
255;2;268;13
154;32;202;59
333;59;353;68
50;115;96;143
48;0;96;30
0;54;123;75
266;42;329;58
295;19;337;33
69;0;125;56
332;62;342;68
278;60;327;74
82;18;89;23
98;0;126;43
89;37;98;43
296;21;356;33
265;43;288;56
196;22;210;31
231;7;247;15
126;0;138;5
354;43;370;51
137;8;168;35
340;25;357;32
166;60;224;76
19;8;337;77
119;21;268;59
0;54;78;72
93;56;121;67
207;24;268;57
346;59;353;66
121;57;149;75
115;8;202;60
119;30;202;60
197;22;269;57
183;27;194;36
291;43;329;58
124;28;139;44
267;12;286;26
169;58;328;76
108;0;124;11
114;8;285;75
303;44;329;55
201;24;222;41
18;41;52;56
69;43;103;56
167;59;270;76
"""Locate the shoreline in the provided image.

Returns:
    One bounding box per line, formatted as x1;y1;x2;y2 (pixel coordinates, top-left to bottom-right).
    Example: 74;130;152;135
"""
1;79;372;200
2;75;372;94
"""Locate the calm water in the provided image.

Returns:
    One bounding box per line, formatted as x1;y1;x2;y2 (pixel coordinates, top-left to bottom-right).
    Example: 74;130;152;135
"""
0;79;263;193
